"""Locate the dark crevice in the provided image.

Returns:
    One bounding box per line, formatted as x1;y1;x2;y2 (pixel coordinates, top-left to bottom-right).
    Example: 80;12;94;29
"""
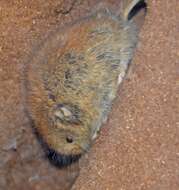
128;0;147;20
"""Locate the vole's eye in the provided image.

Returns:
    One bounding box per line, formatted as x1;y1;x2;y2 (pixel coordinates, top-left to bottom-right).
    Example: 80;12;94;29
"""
66;136;73;143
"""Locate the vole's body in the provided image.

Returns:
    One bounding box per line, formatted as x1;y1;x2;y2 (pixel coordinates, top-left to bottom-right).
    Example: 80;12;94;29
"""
25;0;146;163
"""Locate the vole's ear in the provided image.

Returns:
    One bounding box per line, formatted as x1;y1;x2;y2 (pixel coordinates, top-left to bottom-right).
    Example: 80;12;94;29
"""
120;0;147;21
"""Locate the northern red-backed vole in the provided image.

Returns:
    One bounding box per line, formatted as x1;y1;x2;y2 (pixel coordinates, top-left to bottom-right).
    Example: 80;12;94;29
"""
24;0;146;166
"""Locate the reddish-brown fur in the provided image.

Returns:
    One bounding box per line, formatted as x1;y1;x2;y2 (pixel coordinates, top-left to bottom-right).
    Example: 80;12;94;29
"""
24;0;145;158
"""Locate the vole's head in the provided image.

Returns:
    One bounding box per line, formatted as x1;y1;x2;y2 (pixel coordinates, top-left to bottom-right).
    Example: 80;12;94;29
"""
40;102;92;165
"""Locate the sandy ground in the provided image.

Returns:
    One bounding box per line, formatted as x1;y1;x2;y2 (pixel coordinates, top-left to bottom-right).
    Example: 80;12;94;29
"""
0;0;178;190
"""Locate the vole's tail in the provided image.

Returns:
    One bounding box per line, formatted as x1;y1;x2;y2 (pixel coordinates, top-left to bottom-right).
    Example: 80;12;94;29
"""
120;0;146;21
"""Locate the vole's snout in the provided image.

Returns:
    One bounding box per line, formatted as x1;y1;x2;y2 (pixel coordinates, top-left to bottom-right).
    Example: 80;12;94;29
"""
46;148;81;168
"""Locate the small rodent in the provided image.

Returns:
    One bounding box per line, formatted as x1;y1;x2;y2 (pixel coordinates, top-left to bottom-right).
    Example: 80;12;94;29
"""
24;0;146;166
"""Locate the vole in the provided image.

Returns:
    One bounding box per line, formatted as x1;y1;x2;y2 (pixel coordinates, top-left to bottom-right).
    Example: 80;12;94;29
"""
24;0;146;166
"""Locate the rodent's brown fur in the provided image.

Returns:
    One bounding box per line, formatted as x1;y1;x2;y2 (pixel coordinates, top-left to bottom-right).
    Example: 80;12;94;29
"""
24;0;145;158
